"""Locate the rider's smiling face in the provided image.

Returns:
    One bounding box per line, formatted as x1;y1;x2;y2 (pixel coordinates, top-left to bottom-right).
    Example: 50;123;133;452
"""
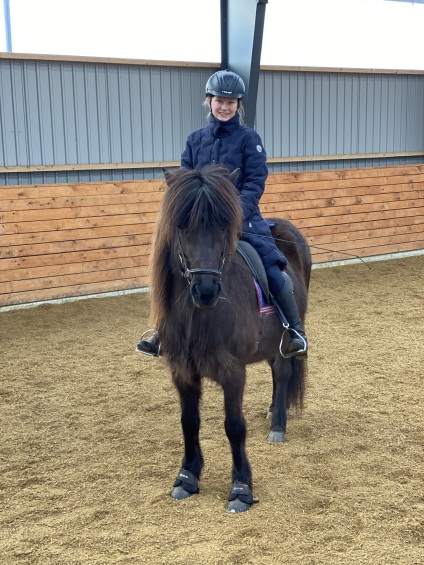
209;96;239;122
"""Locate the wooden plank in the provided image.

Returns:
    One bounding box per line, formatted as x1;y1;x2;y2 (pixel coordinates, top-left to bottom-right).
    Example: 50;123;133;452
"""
262;197;424;221
304;222;424;246
0;235;152;260
300;215;424;237
0;180;165;200
261;191;424;214
265;176;424;196
3;153;424;175
0;203;159;224
0;161;179;174
0;193;164;212
261;181;424;203
0;265;149;295
0;223;155;247
0;52;217;69
267;165;424;184
266;151;424;164
0;213;157;235
0;245;150;271
260;63;424;76
0;277;148;307
312;240;424;264
265;206;424;228
2;255;151;283
308;231;424;254
5;53;424;76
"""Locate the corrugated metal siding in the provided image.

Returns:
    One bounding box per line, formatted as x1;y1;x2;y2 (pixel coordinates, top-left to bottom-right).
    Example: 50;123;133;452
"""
1;57;424;185
256;71;424;159
0;58;214;169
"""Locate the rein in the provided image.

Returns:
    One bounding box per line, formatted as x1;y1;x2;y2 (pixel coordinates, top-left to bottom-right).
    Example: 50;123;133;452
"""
244;232;372;268
177;229;228;284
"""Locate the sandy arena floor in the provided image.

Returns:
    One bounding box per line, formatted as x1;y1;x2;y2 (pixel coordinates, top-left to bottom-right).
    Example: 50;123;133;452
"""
1;255;423;564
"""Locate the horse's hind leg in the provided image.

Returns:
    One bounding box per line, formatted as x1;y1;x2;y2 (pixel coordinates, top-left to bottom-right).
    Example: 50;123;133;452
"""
268;357;291;443
267;357;277;418
222;368;255;513
171;376;204;500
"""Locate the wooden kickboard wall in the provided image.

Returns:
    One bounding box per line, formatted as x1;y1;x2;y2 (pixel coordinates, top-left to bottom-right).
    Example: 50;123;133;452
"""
1;164;423;307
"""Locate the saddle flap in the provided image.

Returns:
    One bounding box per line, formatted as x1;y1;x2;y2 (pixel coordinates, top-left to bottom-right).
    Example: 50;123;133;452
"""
236;240;270;302
237;240;289;329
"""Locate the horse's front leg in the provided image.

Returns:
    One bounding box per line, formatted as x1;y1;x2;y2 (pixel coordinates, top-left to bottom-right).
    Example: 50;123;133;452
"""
223;368;255;513
171;375;204;501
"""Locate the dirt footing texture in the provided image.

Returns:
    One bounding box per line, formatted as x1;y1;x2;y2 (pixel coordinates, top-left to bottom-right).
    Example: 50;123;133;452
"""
1;255;423;564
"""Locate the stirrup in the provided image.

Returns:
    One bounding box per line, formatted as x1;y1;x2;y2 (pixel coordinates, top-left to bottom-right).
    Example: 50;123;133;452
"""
135;329;160;357
279;327;307;360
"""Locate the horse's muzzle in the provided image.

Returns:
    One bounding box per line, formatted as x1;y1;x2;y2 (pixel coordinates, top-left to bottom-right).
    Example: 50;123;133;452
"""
190;276;222;309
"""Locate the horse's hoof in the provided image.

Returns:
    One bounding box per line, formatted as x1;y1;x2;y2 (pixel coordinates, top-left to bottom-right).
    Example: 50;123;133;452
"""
171;485;193;500
268;430;285;442
171;469;199;500
226;481;255;513
226;499;251;513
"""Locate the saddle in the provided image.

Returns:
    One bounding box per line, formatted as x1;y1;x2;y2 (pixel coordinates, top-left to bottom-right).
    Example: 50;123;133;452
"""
236;240;288;328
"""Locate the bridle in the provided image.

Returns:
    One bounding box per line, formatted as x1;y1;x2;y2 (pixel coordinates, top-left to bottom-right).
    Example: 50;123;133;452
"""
177;229;228;284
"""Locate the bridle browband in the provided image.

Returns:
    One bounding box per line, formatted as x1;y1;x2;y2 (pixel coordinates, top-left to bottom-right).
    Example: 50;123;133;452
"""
177;229;228;284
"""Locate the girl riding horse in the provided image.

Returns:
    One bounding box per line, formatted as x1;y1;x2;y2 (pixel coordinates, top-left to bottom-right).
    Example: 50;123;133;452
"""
137;69;308;359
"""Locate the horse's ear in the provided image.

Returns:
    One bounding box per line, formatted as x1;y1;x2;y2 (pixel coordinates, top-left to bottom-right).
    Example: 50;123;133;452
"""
162;168;173;184
229;168;240;186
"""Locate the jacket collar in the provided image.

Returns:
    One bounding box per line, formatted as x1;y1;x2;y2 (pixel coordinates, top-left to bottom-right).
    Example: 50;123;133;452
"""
208;113;241;137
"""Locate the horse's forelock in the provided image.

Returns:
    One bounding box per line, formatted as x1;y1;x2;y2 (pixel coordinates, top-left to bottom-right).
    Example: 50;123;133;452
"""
161;168;242;244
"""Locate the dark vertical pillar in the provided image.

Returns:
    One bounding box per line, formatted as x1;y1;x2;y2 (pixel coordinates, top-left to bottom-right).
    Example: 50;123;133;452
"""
220;0;268;128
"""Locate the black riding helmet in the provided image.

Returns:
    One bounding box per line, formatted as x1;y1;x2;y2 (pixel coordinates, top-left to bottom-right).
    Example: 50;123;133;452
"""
205;70;245;99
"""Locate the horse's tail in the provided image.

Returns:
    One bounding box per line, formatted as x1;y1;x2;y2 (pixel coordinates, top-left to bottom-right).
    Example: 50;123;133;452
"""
286;357;307;410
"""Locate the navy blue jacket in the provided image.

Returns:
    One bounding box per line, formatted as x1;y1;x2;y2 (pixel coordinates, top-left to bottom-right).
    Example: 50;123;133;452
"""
181;113;287;271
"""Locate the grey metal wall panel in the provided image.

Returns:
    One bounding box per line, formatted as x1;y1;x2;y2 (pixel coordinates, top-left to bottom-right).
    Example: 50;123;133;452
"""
255;70;424;160
0;58;215;172
1;57;424;186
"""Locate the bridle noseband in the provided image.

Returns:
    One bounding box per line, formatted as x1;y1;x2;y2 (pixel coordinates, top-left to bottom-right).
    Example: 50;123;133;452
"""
177;229;228;284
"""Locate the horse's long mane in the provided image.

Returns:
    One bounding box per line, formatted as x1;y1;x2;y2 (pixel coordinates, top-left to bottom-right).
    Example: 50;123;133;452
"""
149;166;243;328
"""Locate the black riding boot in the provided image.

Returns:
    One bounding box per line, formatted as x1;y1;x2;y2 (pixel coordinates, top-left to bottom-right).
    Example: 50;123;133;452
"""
136;331;160;357
274;272;308;358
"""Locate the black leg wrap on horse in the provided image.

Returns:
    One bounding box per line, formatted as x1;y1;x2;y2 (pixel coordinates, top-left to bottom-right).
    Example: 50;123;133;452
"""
173;469;199;494
228;481;256;505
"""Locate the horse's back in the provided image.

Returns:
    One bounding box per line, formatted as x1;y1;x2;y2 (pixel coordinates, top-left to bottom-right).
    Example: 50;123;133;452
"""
269;217;312;290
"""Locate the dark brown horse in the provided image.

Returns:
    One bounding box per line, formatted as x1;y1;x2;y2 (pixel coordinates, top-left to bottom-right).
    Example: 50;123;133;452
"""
149;166;312;512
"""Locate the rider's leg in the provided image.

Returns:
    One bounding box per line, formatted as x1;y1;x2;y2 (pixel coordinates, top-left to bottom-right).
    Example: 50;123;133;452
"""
267;265;308;358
